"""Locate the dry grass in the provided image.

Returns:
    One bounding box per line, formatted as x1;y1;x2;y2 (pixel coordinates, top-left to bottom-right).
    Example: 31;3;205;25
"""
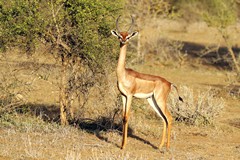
0;113;157;159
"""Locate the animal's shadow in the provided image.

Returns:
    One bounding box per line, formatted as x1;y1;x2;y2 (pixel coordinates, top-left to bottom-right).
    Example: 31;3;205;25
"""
17;103;158;149
70;116;158;149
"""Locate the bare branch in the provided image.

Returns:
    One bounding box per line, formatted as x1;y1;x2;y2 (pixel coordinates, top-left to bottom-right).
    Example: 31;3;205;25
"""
50;0;71;54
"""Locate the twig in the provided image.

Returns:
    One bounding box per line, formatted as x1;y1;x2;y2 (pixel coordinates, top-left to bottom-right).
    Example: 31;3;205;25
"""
83;143;104;147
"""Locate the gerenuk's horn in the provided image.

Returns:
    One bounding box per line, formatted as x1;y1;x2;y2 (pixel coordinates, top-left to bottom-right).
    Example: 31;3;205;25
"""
127;16;134;33
116;15;121;32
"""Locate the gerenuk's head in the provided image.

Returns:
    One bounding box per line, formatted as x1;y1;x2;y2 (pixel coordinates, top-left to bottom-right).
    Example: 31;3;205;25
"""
111;16;138;45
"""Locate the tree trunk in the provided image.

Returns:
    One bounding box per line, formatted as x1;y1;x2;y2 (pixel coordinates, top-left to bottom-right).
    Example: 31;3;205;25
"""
221;30;240;74
227;45;240;73
59;56;69;125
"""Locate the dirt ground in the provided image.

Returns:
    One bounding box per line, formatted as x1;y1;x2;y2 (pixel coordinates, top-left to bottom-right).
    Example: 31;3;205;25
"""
0;20;240;160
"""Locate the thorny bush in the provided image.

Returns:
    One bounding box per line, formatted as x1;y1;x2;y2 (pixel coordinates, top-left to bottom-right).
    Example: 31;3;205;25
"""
169;86;224;126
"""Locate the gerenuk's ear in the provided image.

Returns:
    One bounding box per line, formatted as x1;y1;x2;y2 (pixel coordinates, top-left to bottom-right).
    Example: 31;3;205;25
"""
111;30;121;38
126;31;138;40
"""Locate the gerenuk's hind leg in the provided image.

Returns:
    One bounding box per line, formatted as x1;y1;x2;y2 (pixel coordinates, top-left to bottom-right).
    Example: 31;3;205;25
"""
156;98;173;150
165;108;173;149
147;95;170;149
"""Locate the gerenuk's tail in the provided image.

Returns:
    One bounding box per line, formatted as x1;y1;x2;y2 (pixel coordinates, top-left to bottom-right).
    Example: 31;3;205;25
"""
171;84;183;102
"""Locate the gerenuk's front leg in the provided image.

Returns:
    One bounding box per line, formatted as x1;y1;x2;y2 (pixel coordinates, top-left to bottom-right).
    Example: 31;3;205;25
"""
121;95;132;149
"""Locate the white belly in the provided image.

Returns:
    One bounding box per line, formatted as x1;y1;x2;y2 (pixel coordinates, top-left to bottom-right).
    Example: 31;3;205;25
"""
134;92;153;99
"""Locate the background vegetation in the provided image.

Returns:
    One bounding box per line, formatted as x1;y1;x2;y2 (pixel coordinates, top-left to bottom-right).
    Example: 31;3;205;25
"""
0;0;123;125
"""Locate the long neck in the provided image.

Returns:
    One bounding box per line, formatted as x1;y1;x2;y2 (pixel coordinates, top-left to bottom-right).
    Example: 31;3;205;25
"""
117;43;127;78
